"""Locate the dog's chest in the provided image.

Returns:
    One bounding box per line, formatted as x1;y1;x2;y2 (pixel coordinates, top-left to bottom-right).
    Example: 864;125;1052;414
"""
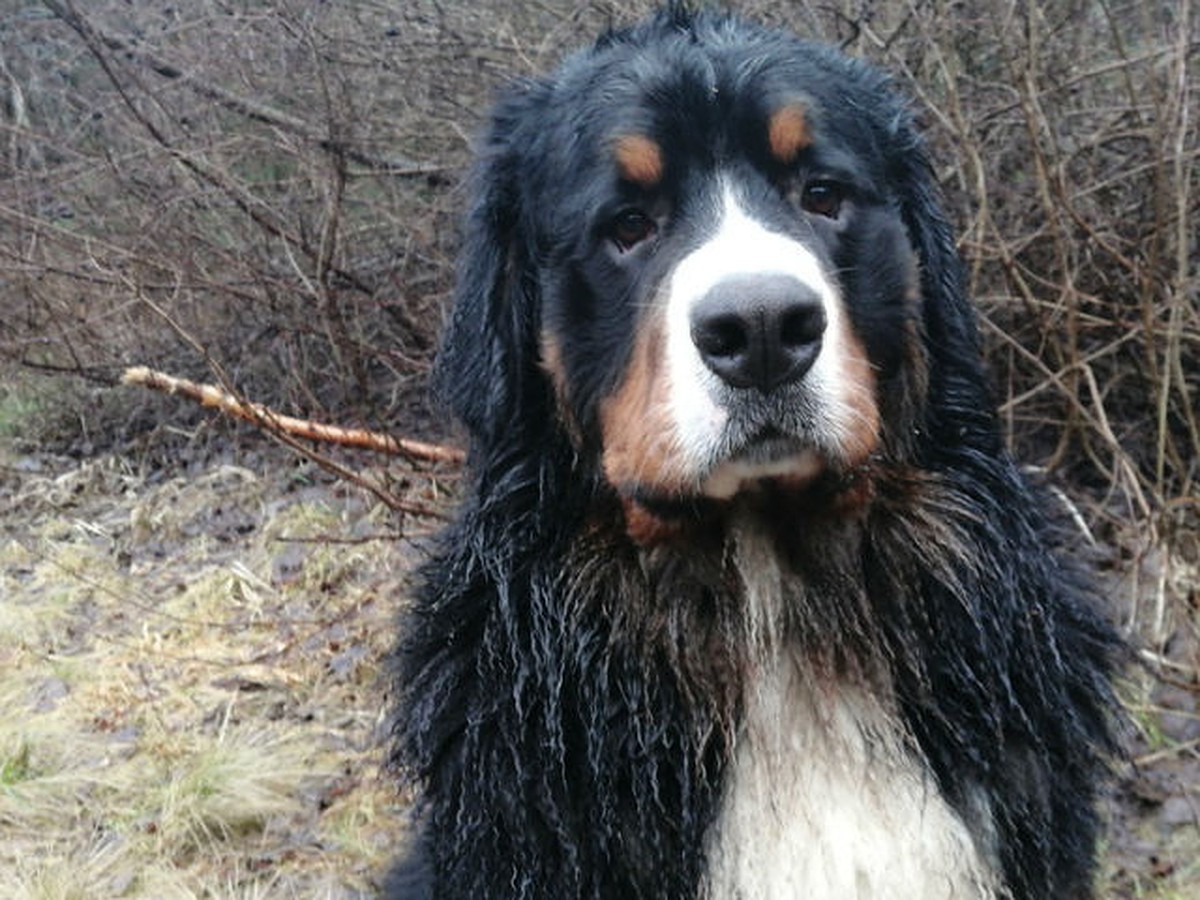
701;528;998;900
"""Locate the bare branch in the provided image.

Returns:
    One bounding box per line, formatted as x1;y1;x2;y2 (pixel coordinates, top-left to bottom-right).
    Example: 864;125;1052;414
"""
122;366;464;466
40;0;447;177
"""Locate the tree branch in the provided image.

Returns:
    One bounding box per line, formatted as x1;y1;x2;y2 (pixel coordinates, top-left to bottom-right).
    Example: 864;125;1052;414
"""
122;366;464;466
41;0;447;178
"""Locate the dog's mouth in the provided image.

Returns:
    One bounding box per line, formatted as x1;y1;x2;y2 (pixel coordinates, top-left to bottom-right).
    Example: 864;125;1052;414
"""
698;426;825;499
618;424;876;543
626;425;827;508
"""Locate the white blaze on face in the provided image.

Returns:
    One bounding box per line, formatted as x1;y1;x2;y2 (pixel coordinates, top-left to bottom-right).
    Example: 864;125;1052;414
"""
661;178;861;495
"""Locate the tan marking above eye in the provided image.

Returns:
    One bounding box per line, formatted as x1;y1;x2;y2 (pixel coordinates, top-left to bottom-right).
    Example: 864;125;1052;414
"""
614;134;664;188
768;103;811;165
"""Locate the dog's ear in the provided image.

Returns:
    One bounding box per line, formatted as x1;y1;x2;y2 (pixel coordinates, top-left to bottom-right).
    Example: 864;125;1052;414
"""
432;86;547;446
890;128;1001;451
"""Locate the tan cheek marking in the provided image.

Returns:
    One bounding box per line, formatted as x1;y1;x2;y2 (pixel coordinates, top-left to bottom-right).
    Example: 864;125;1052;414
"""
900;275;930;425
768;103;811;165
902;274;928;393
614;134;664;188
540;331;583;445
877;270;929;462
620;497;688;546
836;317;882;466
598;316;690;494
892;314;929;452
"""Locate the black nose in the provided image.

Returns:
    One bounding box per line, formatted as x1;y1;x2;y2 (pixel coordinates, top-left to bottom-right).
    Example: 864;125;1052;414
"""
689;274;827;392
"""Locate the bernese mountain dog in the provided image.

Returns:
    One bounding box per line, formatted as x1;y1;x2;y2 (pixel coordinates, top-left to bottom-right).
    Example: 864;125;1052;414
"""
389;5;1119;898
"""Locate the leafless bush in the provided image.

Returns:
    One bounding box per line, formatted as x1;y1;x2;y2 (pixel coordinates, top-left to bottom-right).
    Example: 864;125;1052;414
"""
864;2;1197;538
1;0;1195;551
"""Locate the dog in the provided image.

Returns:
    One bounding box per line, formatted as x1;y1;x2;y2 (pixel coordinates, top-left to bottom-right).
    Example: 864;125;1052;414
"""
388;6;1119;898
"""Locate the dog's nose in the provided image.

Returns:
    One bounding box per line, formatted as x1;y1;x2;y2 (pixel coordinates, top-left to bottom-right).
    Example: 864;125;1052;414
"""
689;274;827;392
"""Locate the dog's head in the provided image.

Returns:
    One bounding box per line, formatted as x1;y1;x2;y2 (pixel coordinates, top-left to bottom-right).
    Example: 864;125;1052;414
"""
436;8;989;510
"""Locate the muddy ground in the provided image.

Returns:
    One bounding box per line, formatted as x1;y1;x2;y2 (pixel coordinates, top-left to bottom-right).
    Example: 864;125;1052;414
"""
1;437;1198;898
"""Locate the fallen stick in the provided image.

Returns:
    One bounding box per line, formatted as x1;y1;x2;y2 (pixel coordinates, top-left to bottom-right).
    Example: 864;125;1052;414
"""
122;366;464;466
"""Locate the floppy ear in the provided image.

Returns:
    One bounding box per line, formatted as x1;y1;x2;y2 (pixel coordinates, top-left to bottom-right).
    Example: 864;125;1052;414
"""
890;126;1002;453
432;87;547;447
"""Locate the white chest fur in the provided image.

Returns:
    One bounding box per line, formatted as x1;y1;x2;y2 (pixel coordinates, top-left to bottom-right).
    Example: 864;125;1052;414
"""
702;524;999;900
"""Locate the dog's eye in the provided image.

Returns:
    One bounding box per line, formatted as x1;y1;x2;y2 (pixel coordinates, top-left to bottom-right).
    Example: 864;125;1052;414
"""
611;209;656;251
800;180;845;219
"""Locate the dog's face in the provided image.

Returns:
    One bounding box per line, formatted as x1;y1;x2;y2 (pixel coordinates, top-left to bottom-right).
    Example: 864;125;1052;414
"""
444;15;941;508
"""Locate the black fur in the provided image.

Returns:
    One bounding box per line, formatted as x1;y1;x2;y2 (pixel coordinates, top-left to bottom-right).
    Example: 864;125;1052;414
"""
388;7;1119;898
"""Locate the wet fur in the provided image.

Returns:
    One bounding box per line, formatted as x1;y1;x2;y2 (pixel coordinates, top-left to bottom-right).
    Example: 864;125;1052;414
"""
388;7;1119;899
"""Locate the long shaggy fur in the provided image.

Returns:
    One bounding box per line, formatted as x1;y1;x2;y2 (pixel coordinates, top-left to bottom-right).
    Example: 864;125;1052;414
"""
388;7;1119;899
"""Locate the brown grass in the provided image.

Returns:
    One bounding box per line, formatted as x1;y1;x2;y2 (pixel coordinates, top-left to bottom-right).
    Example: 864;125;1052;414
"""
0;451;453;896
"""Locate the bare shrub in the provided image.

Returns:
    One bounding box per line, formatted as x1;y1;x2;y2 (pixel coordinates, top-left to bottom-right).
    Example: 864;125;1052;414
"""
1;0;1195;547
864;2;1196;531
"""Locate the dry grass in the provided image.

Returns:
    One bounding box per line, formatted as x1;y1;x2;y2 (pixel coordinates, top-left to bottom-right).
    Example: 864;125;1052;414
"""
0;449;450;897
3;440;1195;899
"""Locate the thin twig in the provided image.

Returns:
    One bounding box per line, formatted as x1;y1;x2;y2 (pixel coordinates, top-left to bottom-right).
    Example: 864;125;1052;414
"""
40;0;446;177
122;365;464;467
